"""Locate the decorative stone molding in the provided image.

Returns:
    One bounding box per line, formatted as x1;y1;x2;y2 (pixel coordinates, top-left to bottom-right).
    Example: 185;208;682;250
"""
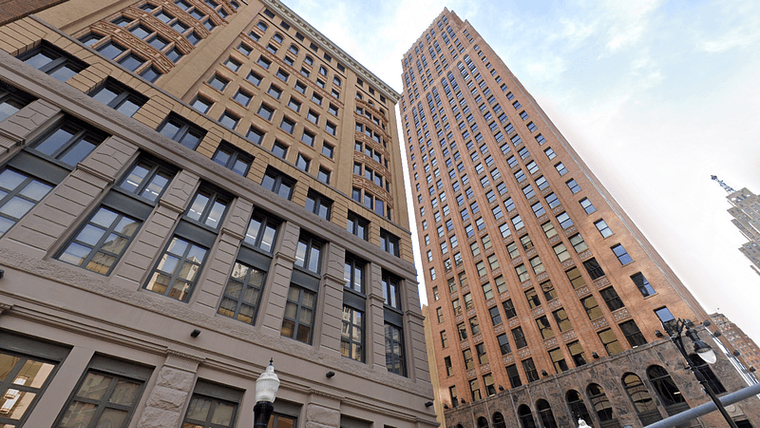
518;347;531;359
592;317;609;330
502;353;514;364
0;303;12;315
71;167;110;188
612;307;631;322
575;286;591;298
544;337;558;349
593;276;611;289
531;306;545;317
561;330;577;341
165;349;205;372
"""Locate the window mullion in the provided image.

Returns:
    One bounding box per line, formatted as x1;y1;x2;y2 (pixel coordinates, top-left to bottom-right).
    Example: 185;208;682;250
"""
111;91;129;108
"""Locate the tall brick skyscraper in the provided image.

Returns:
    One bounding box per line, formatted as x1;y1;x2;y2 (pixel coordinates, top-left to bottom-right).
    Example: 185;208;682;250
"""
0;1;437;427
402;9;759;428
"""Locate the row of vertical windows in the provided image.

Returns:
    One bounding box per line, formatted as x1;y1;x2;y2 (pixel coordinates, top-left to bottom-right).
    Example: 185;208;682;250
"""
0;99;409;373
0;331;306;428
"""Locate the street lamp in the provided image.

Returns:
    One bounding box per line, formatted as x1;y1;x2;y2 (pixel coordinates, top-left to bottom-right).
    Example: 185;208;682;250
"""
254;359;280;428
665;319;736;428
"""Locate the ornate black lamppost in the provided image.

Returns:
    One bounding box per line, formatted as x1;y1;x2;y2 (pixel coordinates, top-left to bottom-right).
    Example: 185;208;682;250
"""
253;359;280;428
666;319;737;428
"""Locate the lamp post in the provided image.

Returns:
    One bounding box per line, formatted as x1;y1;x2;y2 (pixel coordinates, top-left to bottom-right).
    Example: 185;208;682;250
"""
253;359;280;428
665;319;737;428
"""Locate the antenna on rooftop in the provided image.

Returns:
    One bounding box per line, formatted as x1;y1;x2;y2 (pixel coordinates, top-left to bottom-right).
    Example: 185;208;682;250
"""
711;175;736;194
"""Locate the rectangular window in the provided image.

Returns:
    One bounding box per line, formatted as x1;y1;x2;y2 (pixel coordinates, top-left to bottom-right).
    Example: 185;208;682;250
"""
56;356;152;428
655;307;677;332
582;295;603;320
213;142;252;177
620;319;647;347
144;236;208;301
261;167;295;200
595;219;613;237
612;244;633;265
555;162;568;176
566;179;581;193
489;306;502;326
20;41;87;82
444;356;453;376
580;197;596;214
294;233;322;274
583;257;605;279
281;284;317;343
0;168;55;237
522;358;539;382
512;326;527;348
536;315;554;339
305;190;332;220
600;286;624;311
385;323;406;376
515;264;529;282
347;212;368;241
550;348;568;373
598;328;623;355
341;306;364;362
218;259;267;324
552;308;572;332
159;113;206;149
57;206;142;275
0;334;67;426
475;342;488;365
32;118;108;168
381;230;400;257
568;341;587;367
90;78;147;117
632;272;656;297
506;364;522;388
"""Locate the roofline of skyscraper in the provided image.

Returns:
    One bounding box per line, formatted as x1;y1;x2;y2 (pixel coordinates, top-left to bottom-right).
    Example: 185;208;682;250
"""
262;0;401;103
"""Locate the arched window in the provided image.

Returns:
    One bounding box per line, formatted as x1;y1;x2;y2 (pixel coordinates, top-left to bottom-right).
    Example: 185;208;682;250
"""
647;365;688;415
492;412;506;428
566;390;592;425
586;383;621;427
477;416;489;428
517;404;537;428
688;354;726;394
622;373;661;425
536;400;558;428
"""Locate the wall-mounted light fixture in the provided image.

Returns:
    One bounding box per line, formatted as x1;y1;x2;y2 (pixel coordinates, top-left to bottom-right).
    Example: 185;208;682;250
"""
190;329;201;338
325;371;335;378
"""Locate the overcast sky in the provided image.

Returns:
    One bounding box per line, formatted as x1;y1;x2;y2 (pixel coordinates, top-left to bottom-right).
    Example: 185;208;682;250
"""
285;0;760;343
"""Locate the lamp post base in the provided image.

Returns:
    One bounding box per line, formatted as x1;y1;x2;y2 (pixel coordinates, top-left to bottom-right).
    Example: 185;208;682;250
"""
253;401;274;428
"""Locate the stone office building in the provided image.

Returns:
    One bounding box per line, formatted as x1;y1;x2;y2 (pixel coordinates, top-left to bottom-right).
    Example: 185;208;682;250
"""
402;8;760;428
0;1;437;427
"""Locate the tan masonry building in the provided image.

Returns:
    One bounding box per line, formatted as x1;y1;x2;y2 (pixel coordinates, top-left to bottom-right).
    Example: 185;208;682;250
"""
402;8;760;428
0;1;438;427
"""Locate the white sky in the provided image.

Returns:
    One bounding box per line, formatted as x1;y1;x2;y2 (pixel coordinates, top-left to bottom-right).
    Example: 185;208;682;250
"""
284;0;760;343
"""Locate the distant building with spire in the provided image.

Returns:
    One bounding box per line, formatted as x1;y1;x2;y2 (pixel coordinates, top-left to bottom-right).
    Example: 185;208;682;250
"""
712;175;760;275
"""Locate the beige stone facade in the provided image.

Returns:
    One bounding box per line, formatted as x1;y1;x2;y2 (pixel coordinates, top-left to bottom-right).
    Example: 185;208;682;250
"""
0;1;436;427
402;8;760;428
